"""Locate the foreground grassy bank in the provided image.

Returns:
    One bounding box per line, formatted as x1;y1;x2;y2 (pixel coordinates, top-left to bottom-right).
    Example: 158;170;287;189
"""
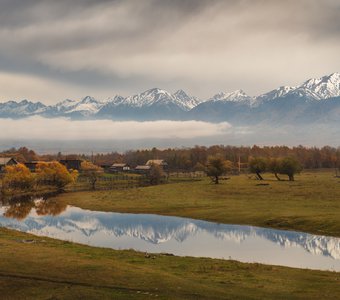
0;228;339;300
56;170;340;237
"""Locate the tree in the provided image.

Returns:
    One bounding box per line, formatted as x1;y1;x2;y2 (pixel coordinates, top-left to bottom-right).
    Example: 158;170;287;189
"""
206;156;232;184
193;162;206;172
80;161;103;190
279;157;302;181
148;164;165;185
268;158;282;181
249;157;267;180
2;164;35;192
36;161;77;190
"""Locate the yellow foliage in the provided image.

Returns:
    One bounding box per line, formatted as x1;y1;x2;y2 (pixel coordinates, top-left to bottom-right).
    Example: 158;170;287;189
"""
36;161;75;189
2;164;34;191
81;161;103;172
80;161;103;190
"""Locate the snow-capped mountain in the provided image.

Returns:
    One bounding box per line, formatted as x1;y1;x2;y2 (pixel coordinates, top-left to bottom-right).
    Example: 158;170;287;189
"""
256;72;340;103
102;88;198;111
0;72;339;124
0;100;47;118
96;88;198;120
299;72;340;100
210;89;253;104
47;96;105;117
256;86;295;103
173;89;200;110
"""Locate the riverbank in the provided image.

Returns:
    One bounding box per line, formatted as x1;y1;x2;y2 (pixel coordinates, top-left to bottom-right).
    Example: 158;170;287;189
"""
0;227;339;300
55;170;340;237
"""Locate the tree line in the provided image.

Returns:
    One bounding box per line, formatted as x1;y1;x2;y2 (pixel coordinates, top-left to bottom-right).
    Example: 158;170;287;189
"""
1;145;340;171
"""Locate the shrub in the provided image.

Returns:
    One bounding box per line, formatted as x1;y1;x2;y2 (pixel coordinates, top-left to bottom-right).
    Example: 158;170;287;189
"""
2;164;34;191
36;161;76;190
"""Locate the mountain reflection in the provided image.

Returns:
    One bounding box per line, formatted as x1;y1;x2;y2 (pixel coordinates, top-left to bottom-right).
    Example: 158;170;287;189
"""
0;204;340;271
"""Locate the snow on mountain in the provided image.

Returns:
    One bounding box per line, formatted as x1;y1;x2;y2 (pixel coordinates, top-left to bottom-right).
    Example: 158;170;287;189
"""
101;88;199;114
105;95;125;105
111;88;175;108
0;100;47;117
54;99;78;112
299;72;340;100
0;72;339;121
52;96;105;116
67;96;104;114
209;89;253;104
256;86;295;104
173;89;200;110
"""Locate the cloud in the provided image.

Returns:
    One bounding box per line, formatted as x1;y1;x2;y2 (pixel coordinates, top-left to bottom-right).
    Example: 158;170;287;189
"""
0;0;339;102
0;117;232;140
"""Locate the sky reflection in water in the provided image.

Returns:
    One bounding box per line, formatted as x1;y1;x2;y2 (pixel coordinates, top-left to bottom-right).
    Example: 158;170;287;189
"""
0;199;339;272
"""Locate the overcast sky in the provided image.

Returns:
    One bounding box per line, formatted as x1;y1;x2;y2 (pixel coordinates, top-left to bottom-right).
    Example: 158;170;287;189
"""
1;0;340;104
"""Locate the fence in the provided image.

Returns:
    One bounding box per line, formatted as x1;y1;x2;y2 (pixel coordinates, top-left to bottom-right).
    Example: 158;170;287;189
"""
66;174;151;192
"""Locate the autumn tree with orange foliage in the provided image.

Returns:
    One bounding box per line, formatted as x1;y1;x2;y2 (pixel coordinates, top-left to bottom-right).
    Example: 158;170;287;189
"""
80;161;103;190
36;161;78;190
1;164;35;192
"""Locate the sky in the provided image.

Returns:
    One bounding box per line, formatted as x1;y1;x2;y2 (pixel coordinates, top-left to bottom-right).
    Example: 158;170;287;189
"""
1;0;340;104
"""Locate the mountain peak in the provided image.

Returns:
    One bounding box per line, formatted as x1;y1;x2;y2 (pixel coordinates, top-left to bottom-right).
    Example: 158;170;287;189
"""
81;96;98;103
173;89;200;110
174;89;188;97
300;72;340;100
211;89;252;103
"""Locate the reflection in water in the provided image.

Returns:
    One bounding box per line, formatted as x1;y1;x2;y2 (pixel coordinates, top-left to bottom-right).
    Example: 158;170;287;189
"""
1;198;67;220
35;199;67;216
3;201;35;220
0;203;340;272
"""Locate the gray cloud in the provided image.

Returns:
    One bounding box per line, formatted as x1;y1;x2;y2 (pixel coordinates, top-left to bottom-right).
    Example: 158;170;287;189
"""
0;0;339;103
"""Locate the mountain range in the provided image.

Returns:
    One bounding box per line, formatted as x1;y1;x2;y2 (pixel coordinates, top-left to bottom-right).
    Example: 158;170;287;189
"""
1;73;339;125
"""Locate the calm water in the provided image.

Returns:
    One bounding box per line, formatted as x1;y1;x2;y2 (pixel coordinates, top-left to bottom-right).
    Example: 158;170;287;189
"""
0;199;340;272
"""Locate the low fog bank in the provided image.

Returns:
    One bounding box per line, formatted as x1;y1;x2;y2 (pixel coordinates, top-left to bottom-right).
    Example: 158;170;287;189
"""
0;117;338;154
0;117;231;140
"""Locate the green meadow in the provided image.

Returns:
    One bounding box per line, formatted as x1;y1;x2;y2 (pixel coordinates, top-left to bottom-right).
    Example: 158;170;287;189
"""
57;170;340;237
1;170;340;299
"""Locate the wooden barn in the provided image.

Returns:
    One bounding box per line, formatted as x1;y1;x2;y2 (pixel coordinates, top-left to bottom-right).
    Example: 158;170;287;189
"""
0;157;18;172
59;159;83;171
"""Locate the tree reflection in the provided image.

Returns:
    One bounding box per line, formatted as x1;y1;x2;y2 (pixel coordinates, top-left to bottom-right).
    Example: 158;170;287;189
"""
4;201;35;220
2;198;67;220
35;199;67;216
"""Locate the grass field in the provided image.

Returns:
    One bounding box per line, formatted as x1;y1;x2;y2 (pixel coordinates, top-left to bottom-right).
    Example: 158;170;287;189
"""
1;169;340;299
0;228;340;300
55;170;340;237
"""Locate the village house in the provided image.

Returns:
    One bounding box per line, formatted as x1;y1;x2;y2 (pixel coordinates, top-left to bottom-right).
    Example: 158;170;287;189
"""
134;165;151;174
59;159;83;171
0;157;18;173
109;163;130;173
146;159;168;170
